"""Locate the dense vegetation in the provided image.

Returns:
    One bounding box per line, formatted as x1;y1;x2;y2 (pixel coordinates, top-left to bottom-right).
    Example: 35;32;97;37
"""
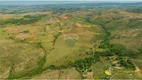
126;7;142;13
0;14;47;26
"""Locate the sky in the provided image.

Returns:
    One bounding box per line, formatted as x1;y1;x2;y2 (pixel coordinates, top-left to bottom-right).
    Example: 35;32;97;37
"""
0;0;142;2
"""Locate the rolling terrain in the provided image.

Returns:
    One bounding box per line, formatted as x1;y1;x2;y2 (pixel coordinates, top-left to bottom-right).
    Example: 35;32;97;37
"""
0;2;142;79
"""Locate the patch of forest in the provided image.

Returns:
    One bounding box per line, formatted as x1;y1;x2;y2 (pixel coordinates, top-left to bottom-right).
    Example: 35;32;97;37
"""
0;14;47;26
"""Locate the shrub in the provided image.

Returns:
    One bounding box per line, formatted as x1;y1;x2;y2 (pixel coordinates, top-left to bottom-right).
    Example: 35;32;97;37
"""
118;57;136;70
110;44;129;56
47;65;58;69
74;56;94;72
23;30;29;33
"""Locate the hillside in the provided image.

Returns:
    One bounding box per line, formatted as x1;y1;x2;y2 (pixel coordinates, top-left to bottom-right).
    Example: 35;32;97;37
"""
0;2;142;79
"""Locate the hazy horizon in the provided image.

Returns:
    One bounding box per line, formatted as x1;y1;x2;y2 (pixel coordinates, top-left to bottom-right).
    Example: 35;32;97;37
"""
0;0;142;2
0;1;141;5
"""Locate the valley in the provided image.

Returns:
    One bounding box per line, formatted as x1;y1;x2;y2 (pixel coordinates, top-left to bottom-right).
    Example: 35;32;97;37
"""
0;2;142;79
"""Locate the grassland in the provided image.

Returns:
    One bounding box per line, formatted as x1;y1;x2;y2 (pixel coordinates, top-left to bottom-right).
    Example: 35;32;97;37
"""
0;3;142;79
